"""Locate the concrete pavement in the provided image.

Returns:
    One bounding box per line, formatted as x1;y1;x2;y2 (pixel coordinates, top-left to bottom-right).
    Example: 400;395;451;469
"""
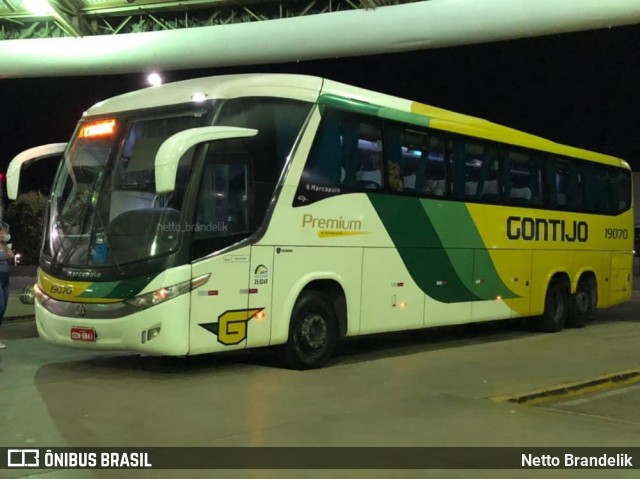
0;274;639;478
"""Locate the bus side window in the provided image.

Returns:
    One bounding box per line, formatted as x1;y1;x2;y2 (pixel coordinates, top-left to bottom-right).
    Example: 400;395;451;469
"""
421;132;446;197
477;155;501;204
301;108;344;187
300;108;383;193
448;136;466;200
385;122;424;194
504;148;542;207
552;158;580;211
353;121;384;190
609;169;631;213
355;149;384;189
190;141;253;259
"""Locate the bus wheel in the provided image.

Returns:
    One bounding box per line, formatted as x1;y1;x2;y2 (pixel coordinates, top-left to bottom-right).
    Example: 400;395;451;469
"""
282;290;338;370
538;278;569;332
567;276;597;328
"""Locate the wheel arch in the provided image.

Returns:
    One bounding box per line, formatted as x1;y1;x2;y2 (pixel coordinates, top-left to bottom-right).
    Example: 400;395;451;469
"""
272;273;348;345
533;268;571;315
572;268;597;294
548;271;571;292
537;270;572;332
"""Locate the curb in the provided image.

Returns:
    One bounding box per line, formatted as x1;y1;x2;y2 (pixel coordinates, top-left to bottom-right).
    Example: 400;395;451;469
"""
493;369;640;405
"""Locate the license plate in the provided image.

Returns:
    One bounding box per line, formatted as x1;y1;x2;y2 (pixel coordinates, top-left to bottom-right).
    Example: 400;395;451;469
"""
70;327;96;342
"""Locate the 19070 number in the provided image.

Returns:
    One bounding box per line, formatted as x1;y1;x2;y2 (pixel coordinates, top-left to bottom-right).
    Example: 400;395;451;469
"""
604;228;628;240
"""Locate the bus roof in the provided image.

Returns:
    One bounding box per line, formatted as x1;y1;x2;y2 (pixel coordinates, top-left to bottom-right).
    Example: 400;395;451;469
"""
85;73;626;169
85;73;323;117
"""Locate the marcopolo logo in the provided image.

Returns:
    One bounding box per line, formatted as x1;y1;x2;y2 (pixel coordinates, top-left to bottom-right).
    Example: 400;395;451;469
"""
507;216;588;242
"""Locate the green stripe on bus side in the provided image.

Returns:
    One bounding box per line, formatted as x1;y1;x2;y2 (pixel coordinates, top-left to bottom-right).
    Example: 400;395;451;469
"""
317;94;430;127
318;94;381;117
77;280;121;299
368;194;480;303
369;195;518;302
421;202;518;300
104;274;157;299
78;274;157;300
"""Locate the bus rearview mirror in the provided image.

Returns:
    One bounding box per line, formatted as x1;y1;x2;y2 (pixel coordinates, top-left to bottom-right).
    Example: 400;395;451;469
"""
155;126;258;194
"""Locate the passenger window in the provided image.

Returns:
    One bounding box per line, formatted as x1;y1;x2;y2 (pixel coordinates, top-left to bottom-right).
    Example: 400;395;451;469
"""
504;149;544;207
384;124;430;194
422;133;447;197
609;169;631;214
297;108;384;205
549;158;581;211
478;158;501;204
449;136;501;203
582;163;608;213
354;142;384;190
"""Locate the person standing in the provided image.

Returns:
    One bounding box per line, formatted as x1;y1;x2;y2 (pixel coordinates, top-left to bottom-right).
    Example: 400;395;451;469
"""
0;223;14;349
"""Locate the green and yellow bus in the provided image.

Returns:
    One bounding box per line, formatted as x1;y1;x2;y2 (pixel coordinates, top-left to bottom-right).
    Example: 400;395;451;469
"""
9;74;634;369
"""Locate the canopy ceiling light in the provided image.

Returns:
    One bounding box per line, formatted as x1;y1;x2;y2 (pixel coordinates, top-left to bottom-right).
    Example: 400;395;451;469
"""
23;0;54;15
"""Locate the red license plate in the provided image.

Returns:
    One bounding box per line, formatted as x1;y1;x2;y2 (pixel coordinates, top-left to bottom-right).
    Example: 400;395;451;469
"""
70;327;96;342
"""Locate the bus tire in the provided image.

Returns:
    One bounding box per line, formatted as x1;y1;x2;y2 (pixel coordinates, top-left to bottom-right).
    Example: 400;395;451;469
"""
282;290;338;370
567;276;597;328
538;278;569;332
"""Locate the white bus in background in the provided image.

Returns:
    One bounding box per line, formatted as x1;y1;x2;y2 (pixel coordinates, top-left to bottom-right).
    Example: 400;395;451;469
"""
8;74;634;369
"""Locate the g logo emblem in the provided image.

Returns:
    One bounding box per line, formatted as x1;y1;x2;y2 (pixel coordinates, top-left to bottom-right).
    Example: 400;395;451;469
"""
216;308;263;345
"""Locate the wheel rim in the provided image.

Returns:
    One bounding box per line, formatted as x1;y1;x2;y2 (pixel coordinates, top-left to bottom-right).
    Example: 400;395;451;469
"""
295;311;329;357
299;312;327;350
575;290;589;313
550;290;565;322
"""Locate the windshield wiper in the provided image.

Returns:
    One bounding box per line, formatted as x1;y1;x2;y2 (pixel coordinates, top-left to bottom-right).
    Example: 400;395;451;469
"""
91;207;124;276
49;193;89;271
53;195;94;269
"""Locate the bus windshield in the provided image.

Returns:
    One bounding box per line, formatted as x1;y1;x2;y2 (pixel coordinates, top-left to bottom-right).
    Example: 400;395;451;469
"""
47;111;207;268
45;97;313;269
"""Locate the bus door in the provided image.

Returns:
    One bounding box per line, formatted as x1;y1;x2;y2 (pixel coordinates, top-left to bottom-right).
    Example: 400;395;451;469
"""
188;245;274;353
187;144;257;355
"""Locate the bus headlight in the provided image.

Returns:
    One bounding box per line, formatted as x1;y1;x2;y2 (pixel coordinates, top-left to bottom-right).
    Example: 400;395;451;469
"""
126;274;210;310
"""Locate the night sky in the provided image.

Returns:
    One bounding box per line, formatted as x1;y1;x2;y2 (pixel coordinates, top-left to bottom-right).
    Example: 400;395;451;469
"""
2;23;640;177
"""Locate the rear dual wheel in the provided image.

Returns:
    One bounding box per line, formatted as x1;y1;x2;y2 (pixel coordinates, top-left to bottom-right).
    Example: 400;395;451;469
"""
567;276;597;328
538;278;569;332
538;276;597;332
